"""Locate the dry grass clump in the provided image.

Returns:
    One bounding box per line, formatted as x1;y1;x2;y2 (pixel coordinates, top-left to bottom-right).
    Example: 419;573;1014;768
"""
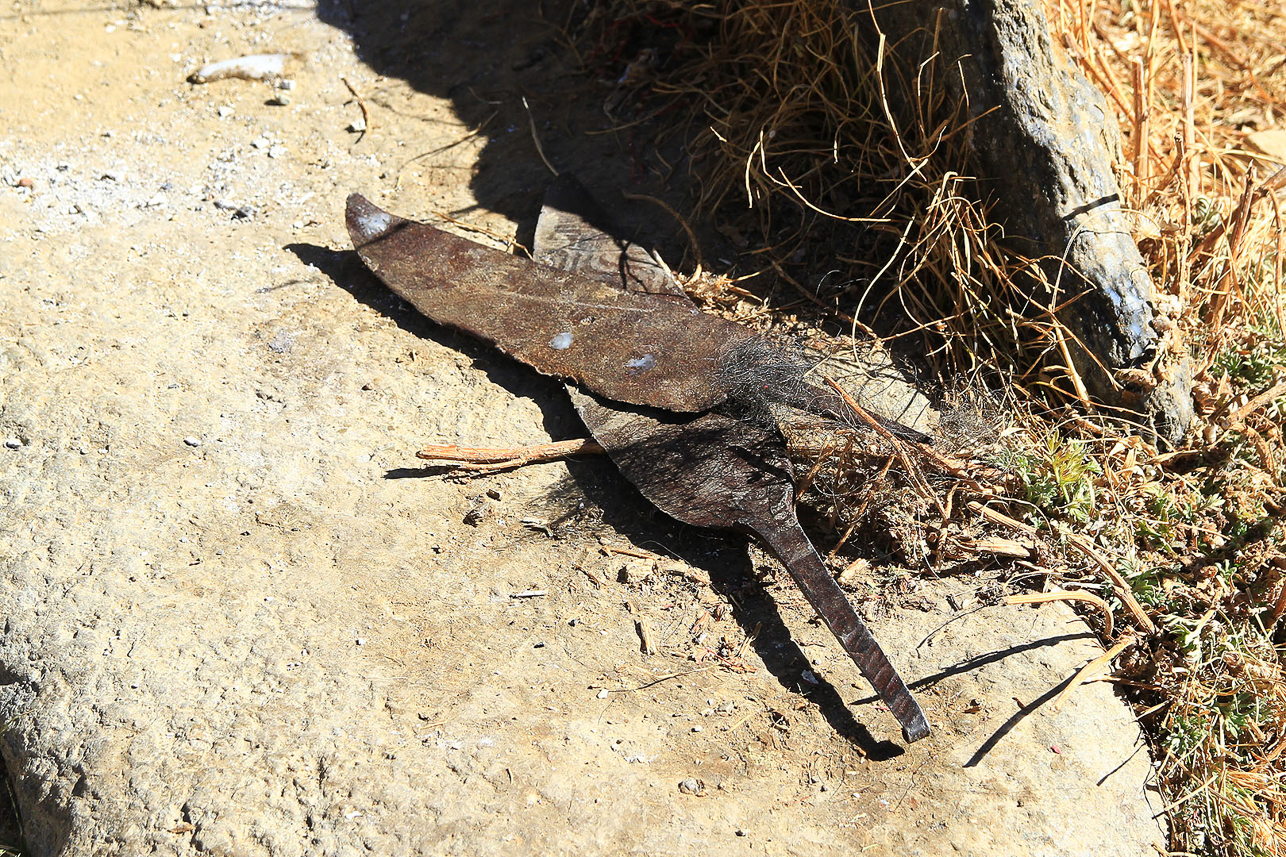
1055;1;1286;852
576;0;1286;854
581;0;1024;383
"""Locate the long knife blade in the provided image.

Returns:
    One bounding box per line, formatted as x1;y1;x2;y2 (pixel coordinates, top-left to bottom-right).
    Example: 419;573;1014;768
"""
535;175;929;743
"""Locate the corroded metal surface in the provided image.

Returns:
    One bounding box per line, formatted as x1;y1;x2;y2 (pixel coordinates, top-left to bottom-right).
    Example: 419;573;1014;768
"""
569;391;931;743
349;184;930;743
348;193;758;413
535;175;929;743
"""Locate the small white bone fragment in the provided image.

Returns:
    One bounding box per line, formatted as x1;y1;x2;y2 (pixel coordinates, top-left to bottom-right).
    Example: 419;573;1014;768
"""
189;53;289;84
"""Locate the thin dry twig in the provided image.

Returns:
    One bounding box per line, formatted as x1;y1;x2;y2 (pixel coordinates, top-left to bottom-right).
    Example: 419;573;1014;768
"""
416;438;604;471
1005;589;1115;639
1052;633;1136;712
341;77;371;144
969;500;1155;634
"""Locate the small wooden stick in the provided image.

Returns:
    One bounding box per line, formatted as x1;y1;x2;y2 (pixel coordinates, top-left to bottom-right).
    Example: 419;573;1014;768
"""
1222;378;1286;430
1065;537;1156;635
416;438;604;471
969;535;1037;559
820;376;1002;493
1005;590;1114;639
822;377;945;517
1053;633;1135;712
340;77;371;143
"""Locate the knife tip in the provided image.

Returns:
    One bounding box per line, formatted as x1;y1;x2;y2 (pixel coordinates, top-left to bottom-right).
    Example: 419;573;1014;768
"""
346;193;400;247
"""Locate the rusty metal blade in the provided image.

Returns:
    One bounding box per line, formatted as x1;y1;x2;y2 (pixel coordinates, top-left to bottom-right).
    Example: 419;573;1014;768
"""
347;193;758;413
532;175;928;743
754;523;931;743
534;174;685;298
568;390;929;742
349;180;929;742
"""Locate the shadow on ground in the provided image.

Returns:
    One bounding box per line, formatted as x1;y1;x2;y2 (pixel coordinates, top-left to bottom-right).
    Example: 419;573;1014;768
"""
316;0;698;262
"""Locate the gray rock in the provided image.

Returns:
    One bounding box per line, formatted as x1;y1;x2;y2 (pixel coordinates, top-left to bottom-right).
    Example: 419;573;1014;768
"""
869;0;1193;445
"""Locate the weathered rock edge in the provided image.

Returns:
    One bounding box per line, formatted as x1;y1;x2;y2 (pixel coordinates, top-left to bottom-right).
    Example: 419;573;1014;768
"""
866;0;1194;444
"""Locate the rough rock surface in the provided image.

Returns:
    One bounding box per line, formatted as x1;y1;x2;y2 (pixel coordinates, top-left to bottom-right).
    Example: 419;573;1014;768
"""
0;0;1164;854
869;0;1194;445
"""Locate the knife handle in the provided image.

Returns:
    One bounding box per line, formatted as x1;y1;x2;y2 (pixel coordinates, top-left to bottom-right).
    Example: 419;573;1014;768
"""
756;522;930;743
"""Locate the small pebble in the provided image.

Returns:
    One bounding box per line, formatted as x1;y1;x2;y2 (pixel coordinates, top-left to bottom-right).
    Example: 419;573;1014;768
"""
217;105;234;118
678;778;704;795
251;137;270;149
267;144;287;159
4;438;22;450
268;92;291;107
277;78;295;91
183;436;201;447
347;117;367;133
596;689;608;699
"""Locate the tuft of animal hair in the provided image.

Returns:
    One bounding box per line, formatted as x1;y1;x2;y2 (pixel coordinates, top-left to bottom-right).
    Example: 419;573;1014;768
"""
716;337;933;444
714;337;825;425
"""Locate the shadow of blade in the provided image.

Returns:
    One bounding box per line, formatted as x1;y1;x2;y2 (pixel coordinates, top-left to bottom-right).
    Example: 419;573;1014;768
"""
706;558;905;761
911;632;1094;689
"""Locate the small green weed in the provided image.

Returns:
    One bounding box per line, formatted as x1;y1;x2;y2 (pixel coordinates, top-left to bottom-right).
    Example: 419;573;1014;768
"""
993;431;1102;524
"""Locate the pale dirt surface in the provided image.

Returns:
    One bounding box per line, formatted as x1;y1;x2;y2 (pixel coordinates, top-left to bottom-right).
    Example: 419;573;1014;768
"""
0;1;1166;854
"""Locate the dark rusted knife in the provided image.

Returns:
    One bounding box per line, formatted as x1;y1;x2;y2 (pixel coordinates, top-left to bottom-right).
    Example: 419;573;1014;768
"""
347;192;928;442
346;185;930;743
531;176;929;743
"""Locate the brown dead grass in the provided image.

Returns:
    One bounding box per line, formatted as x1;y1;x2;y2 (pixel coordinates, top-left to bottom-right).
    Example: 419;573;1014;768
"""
576;0;1286;854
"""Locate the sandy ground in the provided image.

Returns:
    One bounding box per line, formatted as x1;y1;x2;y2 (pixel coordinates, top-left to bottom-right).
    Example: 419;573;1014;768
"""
0;0;1165;854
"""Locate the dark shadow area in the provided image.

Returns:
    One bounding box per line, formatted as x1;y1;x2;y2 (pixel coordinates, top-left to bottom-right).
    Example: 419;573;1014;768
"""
0;751;28;856
0;737;51;857
314;0;700;267
383;466;440;479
